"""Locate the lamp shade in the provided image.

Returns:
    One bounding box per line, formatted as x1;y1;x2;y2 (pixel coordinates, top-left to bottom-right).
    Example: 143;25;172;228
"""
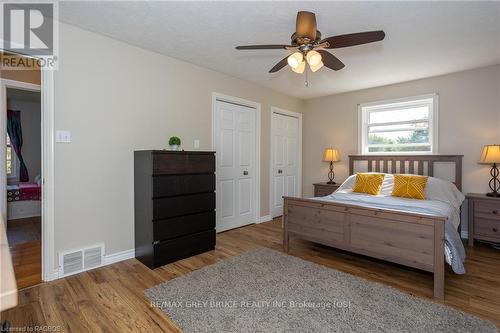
287;52;303;69
323;148;340;162
292;60;306;74
479;145;500;164
306;50;322;67
309;61;324;73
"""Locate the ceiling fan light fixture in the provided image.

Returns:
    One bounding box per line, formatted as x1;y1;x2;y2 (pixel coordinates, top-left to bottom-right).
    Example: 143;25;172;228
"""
309;61;324;73
306;50;322;67
235;11;386;75
292;60;306;74
287;52;303;69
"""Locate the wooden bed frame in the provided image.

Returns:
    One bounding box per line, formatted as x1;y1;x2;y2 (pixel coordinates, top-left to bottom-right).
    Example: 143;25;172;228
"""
283;154;463;299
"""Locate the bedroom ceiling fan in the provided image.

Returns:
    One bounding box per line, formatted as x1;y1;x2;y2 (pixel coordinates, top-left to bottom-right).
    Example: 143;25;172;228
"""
235;11;385;76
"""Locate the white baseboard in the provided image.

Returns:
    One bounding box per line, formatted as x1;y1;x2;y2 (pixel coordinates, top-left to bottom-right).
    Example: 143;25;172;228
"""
259;215;272;223
103;248;135;265
44;269;60;282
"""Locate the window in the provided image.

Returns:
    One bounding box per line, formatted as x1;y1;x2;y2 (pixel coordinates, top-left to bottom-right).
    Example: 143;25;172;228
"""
7;134;19;180
358;94;438;154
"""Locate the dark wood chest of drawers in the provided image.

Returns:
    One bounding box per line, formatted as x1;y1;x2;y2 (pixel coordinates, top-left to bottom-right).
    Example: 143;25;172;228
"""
467;193;500;247
134;150;216;268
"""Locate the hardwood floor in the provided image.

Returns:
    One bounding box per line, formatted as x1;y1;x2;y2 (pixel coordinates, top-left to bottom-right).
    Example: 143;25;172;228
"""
1;218;500;332
6;217;42;289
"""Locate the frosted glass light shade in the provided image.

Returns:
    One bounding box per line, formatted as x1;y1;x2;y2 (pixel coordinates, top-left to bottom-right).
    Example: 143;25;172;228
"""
287;52;303;69
309;61;324;72
292;60;306;74
306;50;322;67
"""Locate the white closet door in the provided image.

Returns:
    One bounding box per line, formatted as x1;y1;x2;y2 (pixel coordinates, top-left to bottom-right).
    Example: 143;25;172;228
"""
271;113;299;218
215;100;256;232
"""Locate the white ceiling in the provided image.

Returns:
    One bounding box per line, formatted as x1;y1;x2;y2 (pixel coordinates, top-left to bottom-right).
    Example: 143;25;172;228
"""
59;1;500;99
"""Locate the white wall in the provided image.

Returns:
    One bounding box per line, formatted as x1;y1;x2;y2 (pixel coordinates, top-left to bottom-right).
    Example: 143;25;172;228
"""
53;23;303;264
51;22;499;269
303;65;500;233
6;97;41;183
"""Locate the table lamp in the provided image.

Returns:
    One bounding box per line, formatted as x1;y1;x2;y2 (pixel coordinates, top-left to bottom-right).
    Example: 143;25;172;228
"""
478;144;500;197
323;148;340;184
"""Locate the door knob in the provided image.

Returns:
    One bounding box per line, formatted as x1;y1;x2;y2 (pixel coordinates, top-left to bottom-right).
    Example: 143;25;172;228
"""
278;169;283;174
243;171;248;175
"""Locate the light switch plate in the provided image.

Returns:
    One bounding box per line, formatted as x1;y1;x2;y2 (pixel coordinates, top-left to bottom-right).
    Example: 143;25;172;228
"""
56;130;71;143
194;139;200;149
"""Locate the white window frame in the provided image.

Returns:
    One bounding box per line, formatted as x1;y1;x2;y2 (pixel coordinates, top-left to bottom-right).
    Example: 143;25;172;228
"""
6;134;19;181
358;94;439;155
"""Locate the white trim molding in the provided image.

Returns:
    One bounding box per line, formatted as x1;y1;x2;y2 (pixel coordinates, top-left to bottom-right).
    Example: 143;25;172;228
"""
1;75;56;283
0;78;41;218
41;69;56;281
259;215;272;223
0;79;41;221
211;92;262;230
46;269;60;281
269;107;303;218
358;93;439;155
103;248;135;266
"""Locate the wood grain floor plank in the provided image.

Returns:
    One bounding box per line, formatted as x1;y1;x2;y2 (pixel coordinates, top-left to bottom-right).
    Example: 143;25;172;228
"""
1;218;500;331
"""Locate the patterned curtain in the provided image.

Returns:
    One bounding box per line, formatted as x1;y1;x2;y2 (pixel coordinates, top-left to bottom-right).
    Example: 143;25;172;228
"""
7;110;29;182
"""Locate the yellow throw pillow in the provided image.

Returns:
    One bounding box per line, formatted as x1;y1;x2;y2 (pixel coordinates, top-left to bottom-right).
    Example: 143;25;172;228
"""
352;173;385;195
392;174;429;200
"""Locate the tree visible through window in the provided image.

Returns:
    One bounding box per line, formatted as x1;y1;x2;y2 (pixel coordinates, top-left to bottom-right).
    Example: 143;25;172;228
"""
359;95;438;154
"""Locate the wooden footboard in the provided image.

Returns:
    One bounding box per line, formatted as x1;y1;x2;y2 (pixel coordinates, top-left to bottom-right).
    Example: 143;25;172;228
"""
283;196;446;299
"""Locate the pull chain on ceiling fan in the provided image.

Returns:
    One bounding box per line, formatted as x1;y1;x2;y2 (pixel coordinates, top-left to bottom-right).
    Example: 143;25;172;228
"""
236;11;385;78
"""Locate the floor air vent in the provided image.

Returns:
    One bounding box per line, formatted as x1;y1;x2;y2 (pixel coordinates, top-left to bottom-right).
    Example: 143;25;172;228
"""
59;244;104;277
84;247;103;269
61;251;83;276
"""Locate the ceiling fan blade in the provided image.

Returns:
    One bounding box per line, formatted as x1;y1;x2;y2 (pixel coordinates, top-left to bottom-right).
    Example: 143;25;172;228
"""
296;11;317;40
236;45;290;50
317;50;345;71
269;56;289;73
321;31;385;49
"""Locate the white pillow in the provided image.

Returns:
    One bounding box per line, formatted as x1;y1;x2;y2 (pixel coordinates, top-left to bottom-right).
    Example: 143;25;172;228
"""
424;176;465;210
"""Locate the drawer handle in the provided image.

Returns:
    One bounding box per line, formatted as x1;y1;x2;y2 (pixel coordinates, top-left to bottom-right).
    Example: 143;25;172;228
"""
493;228;498;233
493;210;498;215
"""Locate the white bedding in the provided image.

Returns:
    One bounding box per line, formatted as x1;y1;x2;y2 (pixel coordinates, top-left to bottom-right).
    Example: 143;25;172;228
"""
332;174;464;230
337;173;465;211
312;174;466;274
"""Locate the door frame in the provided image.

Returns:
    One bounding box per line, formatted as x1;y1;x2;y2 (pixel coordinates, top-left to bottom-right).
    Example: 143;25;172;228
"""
0;71;55;281
269;107;302;218
211;92;261;231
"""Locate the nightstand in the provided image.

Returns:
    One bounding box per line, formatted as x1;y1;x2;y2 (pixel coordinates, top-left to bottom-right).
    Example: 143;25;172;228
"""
467;193;500;247
313;182;341;197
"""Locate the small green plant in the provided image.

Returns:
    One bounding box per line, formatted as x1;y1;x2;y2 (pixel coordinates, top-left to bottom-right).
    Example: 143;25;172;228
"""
169;136;181;146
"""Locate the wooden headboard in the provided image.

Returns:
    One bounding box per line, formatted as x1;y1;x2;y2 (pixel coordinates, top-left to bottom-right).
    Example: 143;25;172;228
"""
348;154;464;191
